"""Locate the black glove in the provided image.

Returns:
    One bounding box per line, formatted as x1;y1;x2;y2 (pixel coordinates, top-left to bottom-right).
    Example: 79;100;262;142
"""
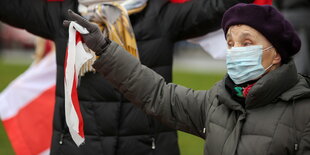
63;10;111;56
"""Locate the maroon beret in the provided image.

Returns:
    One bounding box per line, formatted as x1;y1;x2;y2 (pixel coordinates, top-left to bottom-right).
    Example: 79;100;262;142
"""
221;3;301;63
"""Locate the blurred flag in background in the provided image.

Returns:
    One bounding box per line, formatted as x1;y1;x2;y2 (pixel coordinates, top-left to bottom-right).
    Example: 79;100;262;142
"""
0;36;56;155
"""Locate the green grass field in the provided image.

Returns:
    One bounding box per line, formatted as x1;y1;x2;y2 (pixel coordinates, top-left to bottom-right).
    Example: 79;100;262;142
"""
0;59;30;155
0;59;225;155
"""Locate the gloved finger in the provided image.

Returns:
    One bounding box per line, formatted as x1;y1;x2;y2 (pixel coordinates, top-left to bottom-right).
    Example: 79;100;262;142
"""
63;20;71;27
67;9;93;30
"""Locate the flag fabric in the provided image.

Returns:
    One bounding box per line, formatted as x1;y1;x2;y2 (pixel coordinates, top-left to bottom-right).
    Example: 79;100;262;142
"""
0;51;56;155
64;22;93;146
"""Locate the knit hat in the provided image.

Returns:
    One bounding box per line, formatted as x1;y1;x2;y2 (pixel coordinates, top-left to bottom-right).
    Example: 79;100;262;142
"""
221;3;301;63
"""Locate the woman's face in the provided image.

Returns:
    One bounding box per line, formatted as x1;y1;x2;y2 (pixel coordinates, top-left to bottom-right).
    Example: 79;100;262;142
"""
226;24;281;70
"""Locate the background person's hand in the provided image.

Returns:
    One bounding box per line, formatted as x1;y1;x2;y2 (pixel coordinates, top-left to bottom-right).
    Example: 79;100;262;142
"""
63;9;110;56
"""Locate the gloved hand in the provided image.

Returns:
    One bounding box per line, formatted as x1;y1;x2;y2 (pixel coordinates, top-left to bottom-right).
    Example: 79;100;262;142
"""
63;9;111;56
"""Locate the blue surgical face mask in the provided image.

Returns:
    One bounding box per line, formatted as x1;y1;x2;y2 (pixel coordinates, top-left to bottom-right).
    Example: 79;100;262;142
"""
226;45;273;84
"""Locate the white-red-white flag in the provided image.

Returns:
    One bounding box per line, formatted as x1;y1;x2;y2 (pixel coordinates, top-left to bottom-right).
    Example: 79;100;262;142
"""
0;51;56;155
64;22;93;146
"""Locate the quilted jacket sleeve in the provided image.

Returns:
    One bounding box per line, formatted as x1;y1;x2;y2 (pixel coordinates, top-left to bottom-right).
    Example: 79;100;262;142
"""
93;42;215;138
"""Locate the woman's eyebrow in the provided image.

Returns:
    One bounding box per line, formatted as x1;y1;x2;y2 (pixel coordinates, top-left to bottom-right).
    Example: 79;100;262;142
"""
226;31;254;40
239;32;254;39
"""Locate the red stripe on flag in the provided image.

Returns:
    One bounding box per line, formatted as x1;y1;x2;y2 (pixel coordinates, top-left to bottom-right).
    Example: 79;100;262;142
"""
73;32;84;137
64;31;85;138
253;0;272;5
170;0;189;3
2;86;55;155
76;32;83;44
71;70;84;137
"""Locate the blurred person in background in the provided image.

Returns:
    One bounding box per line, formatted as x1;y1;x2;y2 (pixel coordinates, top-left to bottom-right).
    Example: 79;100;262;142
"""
0;0;255;154
0;23;35;50
33;37;55;64
274;0;310;75
64;3;310;155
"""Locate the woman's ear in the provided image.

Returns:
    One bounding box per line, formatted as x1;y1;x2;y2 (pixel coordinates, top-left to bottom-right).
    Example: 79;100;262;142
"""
272;50;282;65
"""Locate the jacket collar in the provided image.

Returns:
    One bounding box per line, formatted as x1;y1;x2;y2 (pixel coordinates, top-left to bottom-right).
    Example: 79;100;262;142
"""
224;76;259;106
279;75;310;101
218;60;299;110
218;79;245;113
245;60;298;109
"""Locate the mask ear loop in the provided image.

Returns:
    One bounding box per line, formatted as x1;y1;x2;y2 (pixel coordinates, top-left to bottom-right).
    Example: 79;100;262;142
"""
263;46;273;52
263;46;276;72
265;63;273;71
264;46;279;73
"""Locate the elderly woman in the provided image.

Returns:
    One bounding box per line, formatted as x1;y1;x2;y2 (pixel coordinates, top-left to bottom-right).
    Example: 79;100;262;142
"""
65;3;310;155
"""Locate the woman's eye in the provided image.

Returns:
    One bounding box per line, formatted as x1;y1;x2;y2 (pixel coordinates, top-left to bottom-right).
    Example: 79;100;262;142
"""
243;42;252;46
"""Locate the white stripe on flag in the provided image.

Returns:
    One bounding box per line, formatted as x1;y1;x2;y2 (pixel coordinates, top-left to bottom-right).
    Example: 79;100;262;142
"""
0;52;56;120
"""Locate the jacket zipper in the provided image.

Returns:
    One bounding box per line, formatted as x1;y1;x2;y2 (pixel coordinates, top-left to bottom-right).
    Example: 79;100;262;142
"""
148;116;156;151
151;137;156;150
292;99;299;153
59;133;64;145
